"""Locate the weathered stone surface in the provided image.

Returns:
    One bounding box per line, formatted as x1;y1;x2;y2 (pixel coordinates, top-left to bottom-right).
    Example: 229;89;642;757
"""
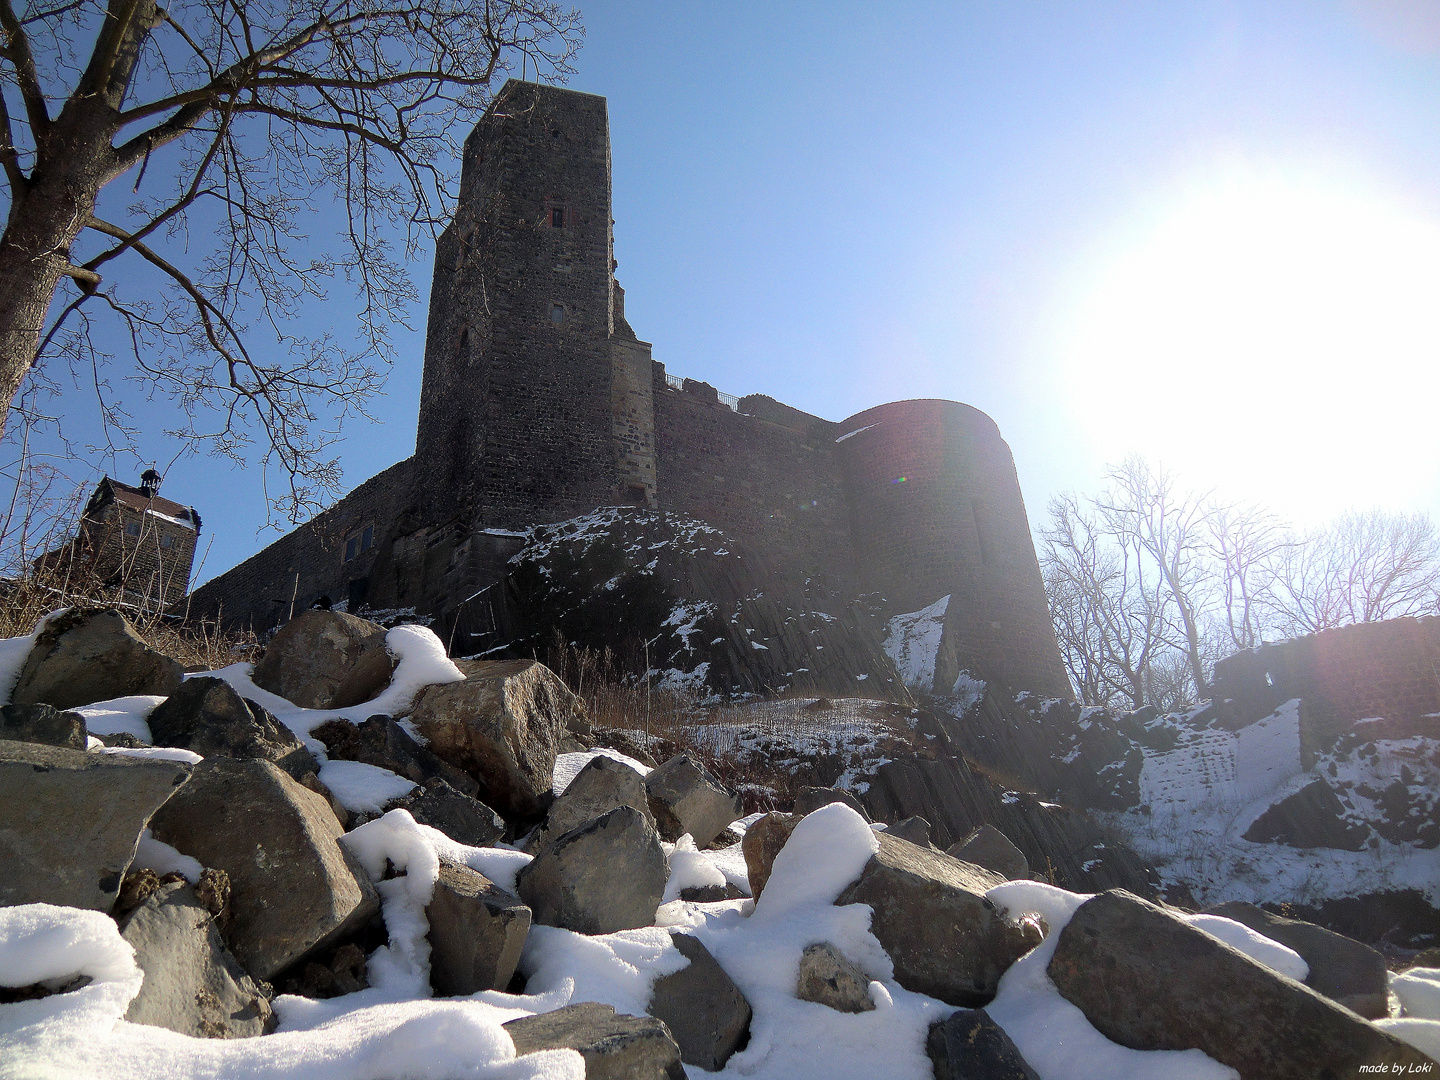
148;758;379;980
1243;778;1372;851
251;610;394;709
427;861;531;995
885;815;932;848
649;932;751;1070
1049;890;1435;1080
0;742;190;911
11;609;182;710
312;715;479;797
515;806;666;934
948;825;1030;881
796;941;874;1013
410;659;581;819
1206;900;1391;1019
645;754;742;847
120;881;274;1037
793;786;870;821
0;702;86;749
542;754;652;848
505;1002;685;1080
927;1008;1039;1080
147;677;316;779
281;942;370;999
741;812;797;900
679;882;747;903
393;779;504;847
835;832;1039;1007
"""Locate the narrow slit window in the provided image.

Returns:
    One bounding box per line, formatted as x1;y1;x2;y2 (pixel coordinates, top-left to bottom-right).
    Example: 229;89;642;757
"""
551;207;564;228
361;525;374;551
345;536;359;562
550;303;565;325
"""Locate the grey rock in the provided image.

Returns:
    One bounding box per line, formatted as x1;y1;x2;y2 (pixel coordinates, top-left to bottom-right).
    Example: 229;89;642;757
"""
426;861;531;995
948;825;1030;881
836;832;1041;1007
793;786;870;821
645;754;742;847
312;715;479;798
0;702;86;749
393;779;504;847
147;677;316;779
741;812;797;900
885;815;932;848
504;1002;685;1080
11;609;182;710
148;758;379;980
410;659;582;819
649;932;751;1070
927;1008;1039;1080
1243;778;1372;851
251;609;394;710
540;754;652;850
680;882;747;902
515;806;667;934
298;771;350;829
1206;900;1391;1019
796;941;874;1013
120;881;274;1038
1049;889;1435;1080
0;742;190;911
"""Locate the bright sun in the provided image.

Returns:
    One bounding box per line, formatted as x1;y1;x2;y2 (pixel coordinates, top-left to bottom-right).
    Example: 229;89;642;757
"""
1058;166;1440;522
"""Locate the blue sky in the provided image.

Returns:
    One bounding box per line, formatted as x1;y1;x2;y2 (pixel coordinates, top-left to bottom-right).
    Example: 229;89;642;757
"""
45;1;1440;587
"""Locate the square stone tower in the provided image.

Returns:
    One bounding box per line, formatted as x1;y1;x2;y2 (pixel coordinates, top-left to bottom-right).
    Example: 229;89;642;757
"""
416;80;655;529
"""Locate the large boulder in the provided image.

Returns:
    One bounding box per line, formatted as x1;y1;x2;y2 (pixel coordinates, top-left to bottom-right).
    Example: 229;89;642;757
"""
884;815;932;848
147;677;316;779
11;609;182;709
250;610;394;709
947;825;1030;882
741;812;797;900
1048;890;1435;1080
835;831;1041;1007
0;742;191;911
311;715;479;797
793;786;870;821
503;1002;686;1080
515;806;667;935
540;755;652;850
1206;900;1391;1019
645;754;742;847
0;702;86;749
927;1008;1039;1080
409;659;581;819
426;861;531;995
796;941;874;1014
148;758;380;980
649;932;752;1070
392;779;504;848
119;880;274;1038
1243;778;1372;851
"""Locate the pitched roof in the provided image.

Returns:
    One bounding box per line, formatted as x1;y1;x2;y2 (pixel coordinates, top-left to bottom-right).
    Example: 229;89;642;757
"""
102;479;198;529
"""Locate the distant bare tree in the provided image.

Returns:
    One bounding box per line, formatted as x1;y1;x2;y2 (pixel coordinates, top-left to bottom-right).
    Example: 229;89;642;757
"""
1095;456;1212;696
1207;500;1292;651
0;0;582;521
1272;509;1440;634
1041;492;1171;709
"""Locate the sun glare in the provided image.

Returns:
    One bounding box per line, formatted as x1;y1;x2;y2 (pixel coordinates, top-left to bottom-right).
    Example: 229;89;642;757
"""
1058;167;1440;522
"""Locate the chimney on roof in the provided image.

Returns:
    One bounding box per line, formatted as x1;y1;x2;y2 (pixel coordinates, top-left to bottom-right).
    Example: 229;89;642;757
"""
139;469;162;498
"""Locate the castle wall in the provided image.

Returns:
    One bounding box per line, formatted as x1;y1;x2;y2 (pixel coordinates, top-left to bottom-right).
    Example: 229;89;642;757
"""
651;366;857;600
415;81;617;529
833;399;1070;698
185;459;415;631
611;287;657;508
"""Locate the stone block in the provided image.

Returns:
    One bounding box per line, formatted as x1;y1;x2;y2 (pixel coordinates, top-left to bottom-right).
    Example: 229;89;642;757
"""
793;786;870;821
741;812;797;900
948;825;1030;882
147;677;316;779
503;1002;685;1080
11;609;182;710
927;1008;1039;1080
649;931;751;1070
796;941;874;1013
0;702;86;749
645;754;742;848
251;609;394;709
426;861;531;995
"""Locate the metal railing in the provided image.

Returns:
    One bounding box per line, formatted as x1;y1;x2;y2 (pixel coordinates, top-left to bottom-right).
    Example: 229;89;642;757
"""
662;371;740;412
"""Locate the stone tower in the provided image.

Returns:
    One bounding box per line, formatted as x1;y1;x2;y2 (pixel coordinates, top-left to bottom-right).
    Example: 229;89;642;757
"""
416;80;656;529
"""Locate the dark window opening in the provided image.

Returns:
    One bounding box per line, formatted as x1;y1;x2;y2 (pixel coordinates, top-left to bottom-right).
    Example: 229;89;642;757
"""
625;484;647;506
550;302;565;325
345;536;359;562
348;577;370;610
361;525;374;552
125;521;141;537
550;207;564;228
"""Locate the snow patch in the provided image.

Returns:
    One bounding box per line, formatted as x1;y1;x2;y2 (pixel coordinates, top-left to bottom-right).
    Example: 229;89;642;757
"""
552;749;651;796
319;760;418;814
882;596;949;693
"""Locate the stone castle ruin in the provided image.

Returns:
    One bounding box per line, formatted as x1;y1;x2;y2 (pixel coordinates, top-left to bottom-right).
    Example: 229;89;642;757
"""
189;81;1068;698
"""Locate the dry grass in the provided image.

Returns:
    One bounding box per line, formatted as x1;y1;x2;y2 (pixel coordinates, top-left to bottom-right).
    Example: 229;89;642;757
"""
0;570;260;670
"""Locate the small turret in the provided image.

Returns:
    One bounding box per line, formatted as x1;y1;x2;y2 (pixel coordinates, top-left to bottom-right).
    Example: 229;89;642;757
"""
139;469;162;498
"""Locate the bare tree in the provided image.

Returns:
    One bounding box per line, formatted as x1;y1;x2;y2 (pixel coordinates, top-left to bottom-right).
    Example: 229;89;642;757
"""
0;0;582;520
1096;455;1212;697
1041;492;1171;709
1272;509;1440;634
1207;500;1292;651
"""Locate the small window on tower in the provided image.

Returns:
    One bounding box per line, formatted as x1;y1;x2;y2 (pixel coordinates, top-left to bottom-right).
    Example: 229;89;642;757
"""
550;303;565;325
125;521;141;538
551;207;564;228
345;536;359;562
361;525;374;551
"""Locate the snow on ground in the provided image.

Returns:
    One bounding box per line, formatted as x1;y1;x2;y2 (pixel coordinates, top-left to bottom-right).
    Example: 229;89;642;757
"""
74;696;164;743
130;830;204;883
0;612;61;706
1393;967;1440;1020
319;760;418;814
551;749;651;796
882;595;950;693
